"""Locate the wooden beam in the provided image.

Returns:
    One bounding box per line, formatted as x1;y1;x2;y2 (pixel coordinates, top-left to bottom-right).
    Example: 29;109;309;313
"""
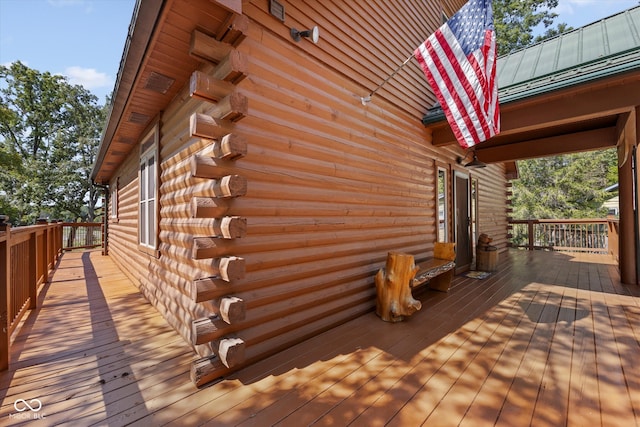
431;78;640;146
190;71;235;103
215;337;245;368
190;355;226;387
636;106;640;285
190;113;233;140
192;315;227;344
218;255;246;281
0;222;10;371
190;256;246;284
190;155;234;180
190;29;232;64
212;50;248;85
214;216;247;238
189;337;247;386
617;109;636;167
192;237;230;260
213;134;247;160
191;277;229;302
190;197;229;218
617;110;638;285
211;91;248;122
213;175;247;198
219;296;246;324
475;127;617;163
217;13;248;46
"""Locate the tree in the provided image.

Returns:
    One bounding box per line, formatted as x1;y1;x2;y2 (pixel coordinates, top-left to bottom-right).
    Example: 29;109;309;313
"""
0;61;104;225
511;150;618;219
493;0;563;55
533;22;573;43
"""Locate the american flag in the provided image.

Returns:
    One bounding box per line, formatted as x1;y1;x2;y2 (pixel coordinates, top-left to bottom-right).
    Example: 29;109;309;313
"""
414;0;500;149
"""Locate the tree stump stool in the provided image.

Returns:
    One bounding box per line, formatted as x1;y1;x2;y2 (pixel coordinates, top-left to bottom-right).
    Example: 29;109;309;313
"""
375;252;421;322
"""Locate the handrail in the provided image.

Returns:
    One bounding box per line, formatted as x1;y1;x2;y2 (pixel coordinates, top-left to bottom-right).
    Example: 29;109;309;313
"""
508;218;618;257
62;222;104;251
0;220;63;370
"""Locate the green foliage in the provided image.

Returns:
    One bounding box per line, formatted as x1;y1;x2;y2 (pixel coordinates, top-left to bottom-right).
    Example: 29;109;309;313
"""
533;22;573;43
493;0;562;55
511;150;618;219
0;61;105;225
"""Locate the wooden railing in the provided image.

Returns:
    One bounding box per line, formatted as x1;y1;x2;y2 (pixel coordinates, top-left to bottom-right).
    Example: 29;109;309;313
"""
0;220;62;370
62;222;104;251
508;218;619;257
0;219;104;370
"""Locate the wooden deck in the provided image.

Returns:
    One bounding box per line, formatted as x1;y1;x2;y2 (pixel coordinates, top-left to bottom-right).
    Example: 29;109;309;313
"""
1;249;638;426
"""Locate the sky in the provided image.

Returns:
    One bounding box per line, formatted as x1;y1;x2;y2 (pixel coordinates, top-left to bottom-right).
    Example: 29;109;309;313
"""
542;0;640;32
0;0;136;103
0;0;639;104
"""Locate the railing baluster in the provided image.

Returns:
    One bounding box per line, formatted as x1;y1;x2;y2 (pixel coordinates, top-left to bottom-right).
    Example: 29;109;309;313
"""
62;223;103;251
509;218;613;255
0;220;71;371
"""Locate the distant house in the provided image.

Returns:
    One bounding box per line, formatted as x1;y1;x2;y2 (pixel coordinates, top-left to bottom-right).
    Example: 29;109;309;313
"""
603;183;619;217
92;0;639;387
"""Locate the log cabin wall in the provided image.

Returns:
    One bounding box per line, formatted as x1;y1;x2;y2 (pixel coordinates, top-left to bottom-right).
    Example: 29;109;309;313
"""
106;0;509;386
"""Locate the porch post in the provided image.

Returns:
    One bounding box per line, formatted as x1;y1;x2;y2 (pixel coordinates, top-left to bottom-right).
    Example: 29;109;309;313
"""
636;106;640;285
617;110;637;285
0;218;10;370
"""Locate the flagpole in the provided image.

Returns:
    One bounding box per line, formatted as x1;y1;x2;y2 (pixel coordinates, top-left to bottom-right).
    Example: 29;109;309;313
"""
361;53;415;105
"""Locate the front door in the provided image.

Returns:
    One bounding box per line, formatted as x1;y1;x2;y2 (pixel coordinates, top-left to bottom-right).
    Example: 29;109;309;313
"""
454;171;472;272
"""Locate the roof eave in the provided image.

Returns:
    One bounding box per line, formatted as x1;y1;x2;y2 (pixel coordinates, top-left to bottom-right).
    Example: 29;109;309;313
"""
90;0;164;184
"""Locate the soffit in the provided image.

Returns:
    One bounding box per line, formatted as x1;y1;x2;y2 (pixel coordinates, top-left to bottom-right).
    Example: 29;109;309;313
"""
91;0;241;184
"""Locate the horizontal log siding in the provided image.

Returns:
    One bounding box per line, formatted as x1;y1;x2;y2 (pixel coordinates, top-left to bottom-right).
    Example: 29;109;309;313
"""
109;137;213;357
245;0;456;118
471;164;510;252
106;0;508;374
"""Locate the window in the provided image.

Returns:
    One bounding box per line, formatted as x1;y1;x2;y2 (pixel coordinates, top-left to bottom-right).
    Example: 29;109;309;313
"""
139;128;158;251
437;167;448;242
110;178;118;219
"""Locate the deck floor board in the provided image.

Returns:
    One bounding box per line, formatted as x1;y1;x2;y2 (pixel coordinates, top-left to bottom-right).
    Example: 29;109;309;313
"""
1;249;638;426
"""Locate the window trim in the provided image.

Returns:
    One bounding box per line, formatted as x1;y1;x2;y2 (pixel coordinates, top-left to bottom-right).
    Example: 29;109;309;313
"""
138;125;160;257
110;177;119;221
436;163;449;243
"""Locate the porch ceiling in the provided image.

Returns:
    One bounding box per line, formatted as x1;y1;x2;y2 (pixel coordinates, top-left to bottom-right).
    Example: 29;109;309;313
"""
428;73;639;163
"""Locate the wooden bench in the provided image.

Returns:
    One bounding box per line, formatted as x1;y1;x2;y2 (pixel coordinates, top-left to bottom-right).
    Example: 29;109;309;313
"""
412;242;456;292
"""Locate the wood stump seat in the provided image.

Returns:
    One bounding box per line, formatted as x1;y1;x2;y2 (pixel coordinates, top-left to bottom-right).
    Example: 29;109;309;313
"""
375;243;456;322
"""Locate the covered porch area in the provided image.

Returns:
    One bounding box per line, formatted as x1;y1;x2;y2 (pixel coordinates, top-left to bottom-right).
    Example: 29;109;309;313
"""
425;6;640;285
1;248;637;425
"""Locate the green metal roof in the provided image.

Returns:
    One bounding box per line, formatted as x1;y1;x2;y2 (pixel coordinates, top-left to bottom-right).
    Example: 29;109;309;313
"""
423;5;640;125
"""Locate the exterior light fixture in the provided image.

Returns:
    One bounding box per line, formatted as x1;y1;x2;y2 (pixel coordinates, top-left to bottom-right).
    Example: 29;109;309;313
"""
290;26;319;43
457;150;487;169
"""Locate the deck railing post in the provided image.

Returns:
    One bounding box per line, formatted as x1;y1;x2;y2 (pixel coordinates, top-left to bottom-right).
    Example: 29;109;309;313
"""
528;220;535;251
56;220;63;256
0;216;11;370
28;231;38;310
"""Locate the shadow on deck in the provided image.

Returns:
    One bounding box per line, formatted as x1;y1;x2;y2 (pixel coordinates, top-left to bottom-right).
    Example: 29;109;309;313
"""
1;249;638;426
